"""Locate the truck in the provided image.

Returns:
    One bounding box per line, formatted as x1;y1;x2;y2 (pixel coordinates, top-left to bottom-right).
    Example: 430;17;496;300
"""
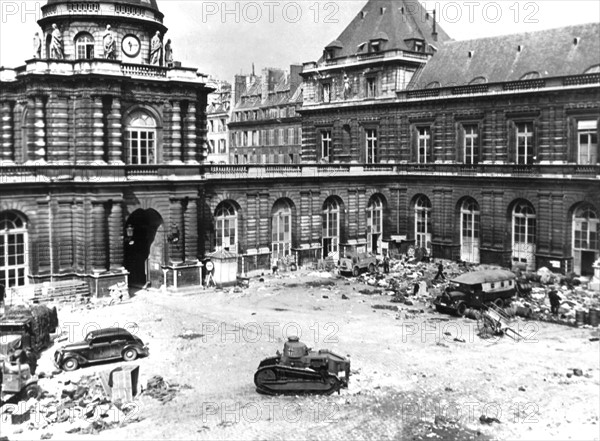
0;305;59;355
433;269;531;316
338;252;378;276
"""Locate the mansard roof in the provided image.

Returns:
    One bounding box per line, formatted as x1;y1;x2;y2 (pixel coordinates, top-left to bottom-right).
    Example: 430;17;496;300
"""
414;23;600;89
325;0;450;58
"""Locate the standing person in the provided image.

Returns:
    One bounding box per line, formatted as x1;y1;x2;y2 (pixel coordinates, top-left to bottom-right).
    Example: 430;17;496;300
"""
50;23;63;59
150;31;163;66
548;285;562;316
383;253;390;274
271;256;279;275
434;261;446;281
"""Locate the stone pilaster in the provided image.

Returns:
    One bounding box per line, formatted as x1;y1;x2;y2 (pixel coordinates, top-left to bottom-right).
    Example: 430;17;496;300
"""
75;95;92;163
1;101;14;163
184;198;199;262
108;201;124;270
91;203;108;271
47;95;70;163
184;102;198;164
170;101;182;164
92;97;106;163
33;96;46;163
169;199;184;263
108;97;123;164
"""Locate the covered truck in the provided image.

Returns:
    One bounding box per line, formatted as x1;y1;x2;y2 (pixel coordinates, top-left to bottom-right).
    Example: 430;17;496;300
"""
0;305;59;355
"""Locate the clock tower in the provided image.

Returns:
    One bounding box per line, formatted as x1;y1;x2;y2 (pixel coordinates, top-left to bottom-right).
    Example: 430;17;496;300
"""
38;0;168;64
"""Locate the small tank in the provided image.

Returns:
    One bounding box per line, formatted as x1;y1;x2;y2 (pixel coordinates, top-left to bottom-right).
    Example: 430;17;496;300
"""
254;336;350;395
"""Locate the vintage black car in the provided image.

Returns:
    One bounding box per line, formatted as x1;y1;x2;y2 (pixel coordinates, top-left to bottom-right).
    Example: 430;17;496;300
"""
434;269;527;316
54;327;148;371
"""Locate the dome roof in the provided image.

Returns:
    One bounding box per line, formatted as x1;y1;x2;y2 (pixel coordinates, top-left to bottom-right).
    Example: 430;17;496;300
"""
46;0;160;12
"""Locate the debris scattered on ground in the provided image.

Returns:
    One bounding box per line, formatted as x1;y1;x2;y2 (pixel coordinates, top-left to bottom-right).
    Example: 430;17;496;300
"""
143;376;190;404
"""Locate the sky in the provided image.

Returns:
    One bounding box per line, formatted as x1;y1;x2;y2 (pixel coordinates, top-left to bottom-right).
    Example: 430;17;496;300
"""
1;0;599;81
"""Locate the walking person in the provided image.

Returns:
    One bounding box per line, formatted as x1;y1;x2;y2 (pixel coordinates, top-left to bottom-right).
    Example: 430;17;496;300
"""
434;261;446;281
383;253;390;274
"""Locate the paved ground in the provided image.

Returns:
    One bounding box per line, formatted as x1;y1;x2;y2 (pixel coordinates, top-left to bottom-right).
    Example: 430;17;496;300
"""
5;268;600;440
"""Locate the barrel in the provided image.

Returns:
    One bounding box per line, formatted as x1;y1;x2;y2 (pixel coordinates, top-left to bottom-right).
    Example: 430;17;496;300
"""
589;309;599;327
575;310;586;327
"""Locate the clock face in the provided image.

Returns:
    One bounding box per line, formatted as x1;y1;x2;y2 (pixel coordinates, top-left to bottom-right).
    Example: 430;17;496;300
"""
122;34;141;58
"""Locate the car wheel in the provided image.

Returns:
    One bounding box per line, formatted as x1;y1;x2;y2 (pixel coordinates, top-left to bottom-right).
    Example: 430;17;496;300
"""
494;298;505;308
24;383;42;400
368;263;375;273
123;348;138;362
62;358;79;371
456;302;467;317
352;267;359;277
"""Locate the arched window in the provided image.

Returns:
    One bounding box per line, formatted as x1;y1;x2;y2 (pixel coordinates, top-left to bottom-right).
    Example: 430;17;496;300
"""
573;205;599;276
512;201;536;270
322;198;340;259
0;211;28;288
125;111;157;165
272;200;292;259
215;202;237;252
75;32;95;59
414;196;432;250
460;199;480;263
367;196;383;254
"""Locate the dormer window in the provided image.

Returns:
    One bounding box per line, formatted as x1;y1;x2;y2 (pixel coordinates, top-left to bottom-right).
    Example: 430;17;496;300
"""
324;49;335;60
414;41;424;52
370;41;380;53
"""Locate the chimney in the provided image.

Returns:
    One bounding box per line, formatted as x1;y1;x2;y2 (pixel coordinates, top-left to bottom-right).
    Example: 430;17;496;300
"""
289;64;303;93
261;68;270;103
432;9;438;42
233;74;246;106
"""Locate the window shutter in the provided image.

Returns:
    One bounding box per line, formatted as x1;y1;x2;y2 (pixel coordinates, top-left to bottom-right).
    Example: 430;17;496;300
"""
456;123;463;163
428;126;434;163
411;126;417;162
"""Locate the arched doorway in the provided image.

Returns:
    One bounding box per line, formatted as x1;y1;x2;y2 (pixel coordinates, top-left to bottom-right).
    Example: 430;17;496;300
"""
367;195;384;254
414;195;432;252
512;200;536;271
573;205;599;276
460;198;480;263
271;199;292;259
124;209;164;288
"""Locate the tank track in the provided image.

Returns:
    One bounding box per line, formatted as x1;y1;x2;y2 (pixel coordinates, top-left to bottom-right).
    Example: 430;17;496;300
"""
254;365;344;396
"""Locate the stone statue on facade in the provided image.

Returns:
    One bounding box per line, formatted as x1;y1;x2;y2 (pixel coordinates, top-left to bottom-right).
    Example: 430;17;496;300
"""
33;32;42;59
164;39;173;67
103;24;117;60
343;73;351;99
50;24;64;59
150;31;163;66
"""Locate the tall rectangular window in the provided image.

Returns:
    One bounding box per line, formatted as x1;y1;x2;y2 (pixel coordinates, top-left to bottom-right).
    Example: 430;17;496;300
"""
366;77;377;98
516;122;534;164
322;83;331;103
321;130;332;161
578;120;598;164
464;125;479;164
366;129;378;163
417;127;431;164
128;130;156;165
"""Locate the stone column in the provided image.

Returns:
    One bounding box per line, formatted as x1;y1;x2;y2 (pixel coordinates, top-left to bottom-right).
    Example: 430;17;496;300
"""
91;203;107;271
46;95;70;163
108;97;123;164
92;97;106;163
34;96;46;163
184;102;198;164
108;201;124;270
75;95;92;163
170;101;182;164
0;101;14;163
184;198;198;262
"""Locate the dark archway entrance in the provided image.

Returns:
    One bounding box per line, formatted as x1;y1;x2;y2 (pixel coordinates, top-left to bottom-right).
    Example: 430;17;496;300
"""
125;209;164;288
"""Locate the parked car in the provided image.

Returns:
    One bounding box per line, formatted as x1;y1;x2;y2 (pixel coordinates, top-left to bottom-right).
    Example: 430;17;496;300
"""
338;252;378;276
433;269;528;316
54;327;148;371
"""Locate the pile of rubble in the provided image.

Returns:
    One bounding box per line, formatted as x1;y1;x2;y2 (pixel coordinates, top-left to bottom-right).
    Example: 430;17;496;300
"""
143;375;190;404
2;374;140;434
